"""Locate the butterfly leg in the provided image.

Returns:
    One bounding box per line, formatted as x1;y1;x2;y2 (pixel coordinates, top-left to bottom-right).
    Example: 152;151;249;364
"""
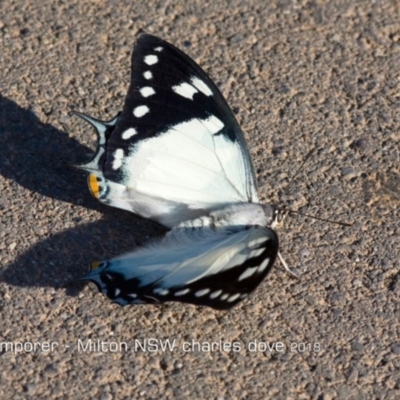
277;251;299;279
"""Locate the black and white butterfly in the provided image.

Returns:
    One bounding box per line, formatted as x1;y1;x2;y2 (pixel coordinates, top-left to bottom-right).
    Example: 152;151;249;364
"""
73;34;284;310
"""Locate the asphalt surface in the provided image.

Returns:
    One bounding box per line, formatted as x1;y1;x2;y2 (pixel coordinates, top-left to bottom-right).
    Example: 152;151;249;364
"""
1;0;400;399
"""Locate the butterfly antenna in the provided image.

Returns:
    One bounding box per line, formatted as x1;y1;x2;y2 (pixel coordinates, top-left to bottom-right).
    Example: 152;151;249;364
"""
275;148;352;279
278;147;352;226
285;209;352;227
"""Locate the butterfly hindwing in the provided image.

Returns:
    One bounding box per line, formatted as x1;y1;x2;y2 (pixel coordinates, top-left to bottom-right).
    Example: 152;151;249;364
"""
81;220;278;310
76;34;258;228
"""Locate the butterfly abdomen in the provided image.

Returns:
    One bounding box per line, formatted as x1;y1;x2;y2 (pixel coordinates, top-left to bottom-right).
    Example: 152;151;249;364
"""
176;203;276;230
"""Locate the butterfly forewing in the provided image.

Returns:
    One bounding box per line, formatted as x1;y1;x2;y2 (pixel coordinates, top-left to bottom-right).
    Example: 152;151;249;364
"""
78;35;259;227
109;34;257;195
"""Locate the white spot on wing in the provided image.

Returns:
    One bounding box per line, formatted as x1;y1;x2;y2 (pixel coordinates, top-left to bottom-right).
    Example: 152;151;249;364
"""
140;86;156;97
172;82;198;100
121;128;137;140
144;55;158;65
127;293;137;299
154;46;163;52
153;288;169;295
249;237;267;247
238;266;258;281
191;77;213;96
227;293;241;302
210;290;222;299
220;293;229;300
174;288;190;296
257;257;271;273
143;71;152;80
133;105;150;118
250;248;265;258
195;288;210;297
114;288;121;297
112;149;124;170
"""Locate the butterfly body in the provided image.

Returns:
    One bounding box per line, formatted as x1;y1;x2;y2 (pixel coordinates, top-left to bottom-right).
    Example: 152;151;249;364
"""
74;35;281;309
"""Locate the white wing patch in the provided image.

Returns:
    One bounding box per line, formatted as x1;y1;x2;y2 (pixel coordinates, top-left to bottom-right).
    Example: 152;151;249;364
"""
143;71;152;80
121;128;137;140
174;288;190;296
238;266;258;281
112;149;124;170
140;86;156;97
172;82;198;100
227;293;241;302
191;77;213;96
210;290;222;299
133;105;150;118
257;258;271;273
119;116;250;208
172;78;214;100
195;288;210;297
144;55;158;65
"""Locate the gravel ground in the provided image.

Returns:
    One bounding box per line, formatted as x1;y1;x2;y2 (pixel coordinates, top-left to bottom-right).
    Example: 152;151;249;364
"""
1;0;400;399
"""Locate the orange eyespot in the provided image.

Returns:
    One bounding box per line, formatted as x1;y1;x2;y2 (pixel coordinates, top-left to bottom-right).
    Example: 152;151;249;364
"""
88;174;100;198
90;261;102;271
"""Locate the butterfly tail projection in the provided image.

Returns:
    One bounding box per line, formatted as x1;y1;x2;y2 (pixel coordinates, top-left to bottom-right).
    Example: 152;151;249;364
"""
70;111;120;200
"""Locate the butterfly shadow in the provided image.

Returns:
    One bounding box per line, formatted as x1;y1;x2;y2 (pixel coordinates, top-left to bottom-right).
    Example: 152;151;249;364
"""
0;95;166;293
0;95;105;210
1;212;166;296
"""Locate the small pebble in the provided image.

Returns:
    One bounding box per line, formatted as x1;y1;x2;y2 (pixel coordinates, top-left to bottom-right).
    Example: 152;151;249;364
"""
352;138;370;151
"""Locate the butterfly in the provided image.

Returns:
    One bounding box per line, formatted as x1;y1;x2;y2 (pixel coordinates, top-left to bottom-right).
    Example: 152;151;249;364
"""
73;34;284;310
